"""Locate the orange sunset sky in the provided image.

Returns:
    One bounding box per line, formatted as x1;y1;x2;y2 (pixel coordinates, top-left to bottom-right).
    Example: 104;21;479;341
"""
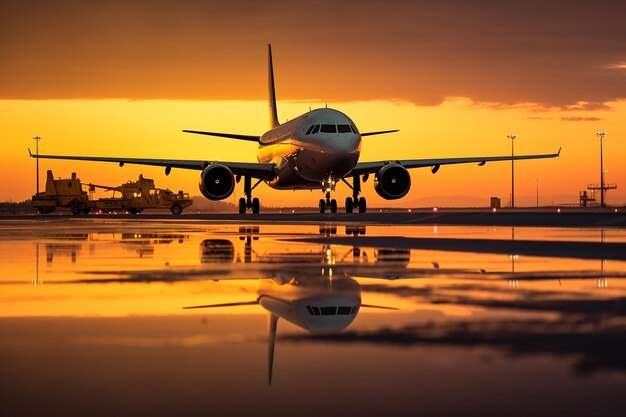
1;0;625;206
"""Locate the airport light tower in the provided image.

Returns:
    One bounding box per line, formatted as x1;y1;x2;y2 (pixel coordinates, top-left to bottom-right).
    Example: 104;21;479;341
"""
32;135;43;194
596;131;607;208
507;134;518;208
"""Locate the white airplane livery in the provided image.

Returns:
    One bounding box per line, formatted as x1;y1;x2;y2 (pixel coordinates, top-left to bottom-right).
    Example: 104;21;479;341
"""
31;45;560;214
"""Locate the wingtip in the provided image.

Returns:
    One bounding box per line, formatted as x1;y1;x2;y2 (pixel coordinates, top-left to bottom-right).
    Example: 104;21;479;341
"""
557;146;562;156
28;148;32;157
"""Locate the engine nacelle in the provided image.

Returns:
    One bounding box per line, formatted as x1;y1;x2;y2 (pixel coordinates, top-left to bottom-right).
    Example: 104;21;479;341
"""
374;163;411;200
199;164;235;200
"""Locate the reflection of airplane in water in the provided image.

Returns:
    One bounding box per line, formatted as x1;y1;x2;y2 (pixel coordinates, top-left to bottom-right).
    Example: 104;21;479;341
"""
190;226;443;384
186;274;398;386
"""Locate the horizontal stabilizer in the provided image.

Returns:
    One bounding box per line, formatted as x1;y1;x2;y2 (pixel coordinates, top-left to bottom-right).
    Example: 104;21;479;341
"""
360;129;399;137
183;130;260;142
183;300;259;309
360;304;399;310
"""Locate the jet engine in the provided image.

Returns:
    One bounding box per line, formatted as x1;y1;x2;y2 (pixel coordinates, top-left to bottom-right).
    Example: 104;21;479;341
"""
374;163;411;200
199;164;235;200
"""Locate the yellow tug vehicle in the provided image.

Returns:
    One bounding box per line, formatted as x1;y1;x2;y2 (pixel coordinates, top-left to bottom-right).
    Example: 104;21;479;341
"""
32;171;192;215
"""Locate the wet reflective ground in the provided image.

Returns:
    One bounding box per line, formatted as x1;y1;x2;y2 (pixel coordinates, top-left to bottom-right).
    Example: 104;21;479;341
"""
1;219;626;417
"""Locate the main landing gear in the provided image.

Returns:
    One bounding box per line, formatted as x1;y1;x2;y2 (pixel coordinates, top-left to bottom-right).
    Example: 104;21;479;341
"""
342;174;367;213
238;175;263;214
319;174;367;214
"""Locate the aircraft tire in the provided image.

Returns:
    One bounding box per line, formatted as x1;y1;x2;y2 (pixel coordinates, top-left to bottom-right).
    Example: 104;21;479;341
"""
252;198;260;214
171;204;183;215
129;208;138;215
345;197;353;213
82;207;91;215
71;205;81;215
358;197;367;213
238;198;246;214
319;199;326;213
330;199;337;213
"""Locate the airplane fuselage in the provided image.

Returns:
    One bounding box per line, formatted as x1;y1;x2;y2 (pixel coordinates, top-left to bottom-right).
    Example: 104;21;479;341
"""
257;108;361;189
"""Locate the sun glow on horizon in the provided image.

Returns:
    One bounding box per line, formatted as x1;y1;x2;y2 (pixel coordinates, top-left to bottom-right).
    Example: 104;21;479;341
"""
1;98;625;206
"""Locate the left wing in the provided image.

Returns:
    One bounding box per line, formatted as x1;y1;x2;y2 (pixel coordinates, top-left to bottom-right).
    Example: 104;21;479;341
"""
351;148;561;175
28;150;276;180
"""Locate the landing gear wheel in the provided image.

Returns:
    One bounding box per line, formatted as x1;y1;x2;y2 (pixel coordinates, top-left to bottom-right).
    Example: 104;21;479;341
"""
239;197;246;214
358;197;367;213
129;208;138;215
71;205;81;215
330;199;337;213
319;199;326;213
252;198;260;214
82;207;91;215
345;197;353;213
171;204;183;215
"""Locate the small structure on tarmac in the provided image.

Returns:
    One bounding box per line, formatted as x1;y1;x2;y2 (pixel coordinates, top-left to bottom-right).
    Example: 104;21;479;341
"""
32;171;192;215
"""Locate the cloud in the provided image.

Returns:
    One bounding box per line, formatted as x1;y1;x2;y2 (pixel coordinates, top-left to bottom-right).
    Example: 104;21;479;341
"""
1;0;625;106
560;116;603;122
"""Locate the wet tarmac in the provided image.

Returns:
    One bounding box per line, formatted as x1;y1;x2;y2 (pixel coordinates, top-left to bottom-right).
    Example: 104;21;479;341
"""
1;219;625;417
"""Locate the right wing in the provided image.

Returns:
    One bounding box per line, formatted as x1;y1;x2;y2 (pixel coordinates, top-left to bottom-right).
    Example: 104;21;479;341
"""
351;149;561;175
28;150;276;180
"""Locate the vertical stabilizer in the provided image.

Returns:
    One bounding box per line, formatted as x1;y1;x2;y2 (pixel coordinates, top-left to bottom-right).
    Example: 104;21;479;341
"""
268;44;280;129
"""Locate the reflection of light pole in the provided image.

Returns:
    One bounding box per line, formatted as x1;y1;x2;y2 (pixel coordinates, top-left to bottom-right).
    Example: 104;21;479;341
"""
507;134;518;208
32;135;43;194
596;131;607;208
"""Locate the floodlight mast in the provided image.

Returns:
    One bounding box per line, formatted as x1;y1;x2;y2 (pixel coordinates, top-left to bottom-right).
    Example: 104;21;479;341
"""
507;134;518;208
596;131;607;208
32;135;43;194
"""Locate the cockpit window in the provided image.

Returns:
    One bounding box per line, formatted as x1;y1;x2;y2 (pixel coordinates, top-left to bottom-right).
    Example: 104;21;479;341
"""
305;125;315;135
307;305;356;316
320;306;337;315
320;124;337;133
337;124;352;133
311;124;320;134
337;306;352;315
351;124;358;134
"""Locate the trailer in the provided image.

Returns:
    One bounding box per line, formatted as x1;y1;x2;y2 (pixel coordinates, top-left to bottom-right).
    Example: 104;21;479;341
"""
32;171;192;215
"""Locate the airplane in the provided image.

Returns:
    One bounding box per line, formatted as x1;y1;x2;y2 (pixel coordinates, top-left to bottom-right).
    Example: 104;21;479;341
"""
30;44;561;214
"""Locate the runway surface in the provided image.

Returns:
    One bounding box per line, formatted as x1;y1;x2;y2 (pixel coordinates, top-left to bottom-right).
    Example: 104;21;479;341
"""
1;219;625;417
2;207;625;227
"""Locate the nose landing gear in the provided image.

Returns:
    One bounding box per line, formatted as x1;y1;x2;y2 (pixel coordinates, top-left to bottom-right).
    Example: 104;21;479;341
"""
320;175;338;213
319;192;338;213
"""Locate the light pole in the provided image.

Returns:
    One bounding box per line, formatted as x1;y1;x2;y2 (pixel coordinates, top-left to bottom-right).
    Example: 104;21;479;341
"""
32;135;43;194
596;131;607;208
507;134;518;208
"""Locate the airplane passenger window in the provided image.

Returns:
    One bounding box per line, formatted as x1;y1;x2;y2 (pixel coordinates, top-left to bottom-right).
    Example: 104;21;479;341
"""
337;125;351;133
337;306;352;315
305;125;315;135
320;306;337;315
320;124;337;133
311;124;320;134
